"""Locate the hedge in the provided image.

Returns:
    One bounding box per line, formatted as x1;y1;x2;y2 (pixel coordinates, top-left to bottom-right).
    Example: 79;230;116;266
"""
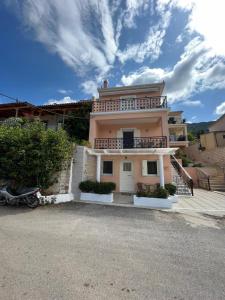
79;180;116;194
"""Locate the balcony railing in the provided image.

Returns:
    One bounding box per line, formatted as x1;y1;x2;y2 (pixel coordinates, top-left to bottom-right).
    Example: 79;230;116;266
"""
169;135;187;142
94;137;167;149
92;96;167;112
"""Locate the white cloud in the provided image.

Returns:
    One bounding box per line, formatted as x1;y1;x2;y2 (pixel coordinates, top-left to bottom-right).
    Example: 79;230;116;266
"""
123;0;149;28
45;96;77;105
6;0;117;75
81;80;98;97
158;0;225;57
183;100;203;107
58;89;72;95
188;0;225;57
117;11;171;64
215;102;225;115
121;38;225;103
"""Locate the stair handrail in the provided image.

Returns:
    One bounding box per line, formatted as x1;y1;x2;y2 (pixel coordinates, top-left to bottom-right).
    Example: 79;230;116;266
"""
195;168;211;190
171;155;194;196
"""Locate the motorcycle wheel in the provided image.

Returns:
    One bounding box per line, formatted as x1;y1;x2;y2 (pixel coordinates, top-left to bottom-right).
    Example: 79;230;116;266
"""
0;196;6;206
26;195;39;209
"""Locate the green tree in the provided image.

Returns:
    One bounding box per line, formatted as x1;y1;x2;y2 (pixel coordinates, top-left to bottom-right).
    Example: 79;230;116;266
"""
64;101;92;141
0;119;72;189
187;132;195;141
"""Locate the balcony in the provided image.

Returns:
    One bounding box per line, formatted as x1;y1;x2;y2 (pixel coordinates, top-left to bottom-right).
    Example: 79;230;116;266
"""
169;135;187;142
92;96;167;113
94;137;167;149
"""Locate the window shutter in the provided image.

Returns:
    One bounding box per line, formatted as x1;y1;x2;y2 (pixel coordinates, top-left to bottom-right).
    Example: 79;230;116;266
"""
142;160;147;176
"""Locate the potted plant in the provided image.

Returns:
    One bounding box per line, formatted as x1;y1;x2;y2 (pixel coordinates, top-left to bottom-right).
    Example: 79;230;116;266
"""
79;180;116;203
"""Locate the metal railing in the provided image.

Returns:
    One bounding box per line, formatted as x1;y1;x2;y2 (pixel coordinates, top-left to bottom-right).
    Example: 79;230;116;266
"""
92;96;167;112
95;136;167;149
196;168;211;190
171;155;194;196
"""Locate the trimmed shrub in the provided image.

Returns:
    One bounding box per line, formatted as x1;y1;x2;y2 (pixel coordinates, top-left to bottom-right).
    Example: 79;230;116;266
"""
79;180;116;194
79;180;96;193
154;187;169;198
136;187;168;199
165;183;176;195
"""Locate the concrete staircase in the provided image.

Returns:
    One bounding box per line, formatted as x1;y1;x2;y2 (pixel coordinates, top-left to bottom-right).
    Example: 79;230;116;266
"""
171;164;192;196
208;174;225;192
196;167;225;192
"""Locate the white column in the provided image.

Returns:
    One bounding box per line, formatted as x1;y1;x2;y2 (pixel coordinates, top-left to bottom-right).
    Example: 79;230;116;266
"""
159;155;165;188
96;155;101;182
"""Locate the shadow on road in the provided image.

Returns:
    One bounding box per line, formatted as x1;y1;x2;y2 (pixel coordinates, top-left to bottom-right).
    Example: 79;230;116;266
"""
0;205;34;217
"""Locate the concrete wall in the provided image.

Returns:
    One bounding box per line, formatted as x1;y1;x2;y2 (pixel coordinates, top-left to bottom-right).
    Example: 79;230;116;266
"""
215;132;225;147
44;161;72;195
200;132;217;150
70;146;96;199
185;143;225;167
184;167;198;187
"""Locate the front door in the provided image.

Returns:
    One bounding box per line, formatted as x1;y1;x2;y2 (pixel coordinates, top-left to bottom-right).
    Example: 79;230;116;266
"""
123;131;134;149
120;161;134;192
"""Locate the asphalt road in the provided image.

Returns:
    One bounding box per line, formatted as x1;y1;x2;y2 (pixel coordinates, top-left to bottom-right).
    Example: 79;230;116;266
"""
0;203;225;300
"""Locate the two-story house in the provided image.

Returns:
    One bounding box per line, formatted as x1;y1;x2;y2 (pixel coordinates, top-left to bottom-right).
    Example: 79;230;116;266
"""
88;80;182;193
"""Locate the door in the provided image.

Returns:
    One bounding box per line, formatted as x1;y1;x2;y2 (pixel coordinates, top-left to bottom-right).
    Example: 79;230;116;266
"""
123;131;134;149
120;161;134;192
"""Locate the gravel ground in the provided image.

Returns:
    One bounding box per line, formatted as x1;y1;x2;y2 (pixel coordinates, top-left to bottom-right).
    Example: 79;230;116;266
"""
0;202;225;300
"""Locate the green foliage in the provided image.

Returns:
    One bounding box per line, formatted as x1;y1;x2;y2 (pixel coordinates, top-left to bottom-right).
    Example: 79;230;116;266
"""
64;102;92;140
187;132;195;141
79;180;96;192
187;121;214;138
192;163;203;167
165;183;176;195
182;157;192;167
79;180;116;194
0;120;72;189
175;149;192;167
136;186;169;198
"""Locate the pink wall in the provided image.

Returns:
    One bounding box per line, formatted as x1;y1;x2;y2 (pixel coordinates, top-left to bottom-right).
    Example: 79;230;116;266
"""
89;110;169;146
184;167;198;187
100;155;172;192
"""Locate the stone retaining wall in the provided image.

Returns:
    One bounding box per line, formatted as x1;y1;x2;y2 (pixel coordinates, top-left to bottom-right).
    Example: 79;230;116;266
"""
185;143;225;167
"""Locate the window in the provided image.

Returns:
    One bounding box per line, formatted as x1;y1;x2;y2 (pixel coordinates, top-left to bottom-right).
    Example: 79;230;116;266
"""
147;161;158;175
123;162;132;172
102;161;113;175
142;160;158;176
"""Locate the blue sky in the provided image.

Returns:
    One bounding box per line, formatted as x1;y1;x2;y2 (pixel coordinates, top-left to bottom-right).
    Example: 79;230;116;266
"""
1;0;225;123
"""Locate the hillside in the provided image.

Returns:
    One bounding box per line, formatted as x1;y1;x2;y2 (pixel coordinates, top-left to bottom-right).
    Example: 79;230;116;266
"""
187;121;214;137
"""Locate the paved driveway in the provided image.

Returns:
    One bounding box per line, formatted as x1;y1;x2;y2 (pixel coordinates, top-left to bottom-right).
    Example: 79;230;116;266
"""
173;189;225;216
0;203;225;300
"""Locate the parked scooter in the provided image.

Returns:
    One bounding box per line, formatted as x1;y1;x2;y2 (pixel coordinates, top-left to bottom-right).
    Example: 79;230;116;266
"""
0;185;40;208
